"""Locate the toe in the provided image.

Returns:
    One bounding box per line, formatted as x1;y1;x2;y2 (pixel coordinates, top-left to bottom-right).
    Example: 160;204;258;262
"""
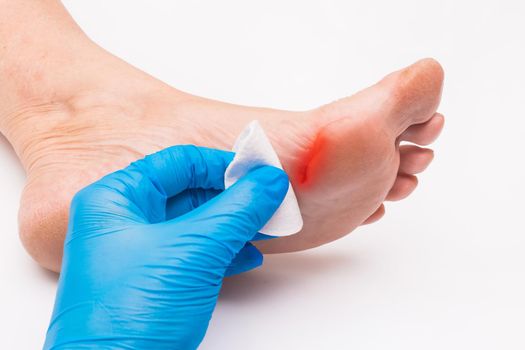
315;58;444;135
399;113;444;145
398;145;434;174
385;58;444;132
362;204;385;225
386;174;418;201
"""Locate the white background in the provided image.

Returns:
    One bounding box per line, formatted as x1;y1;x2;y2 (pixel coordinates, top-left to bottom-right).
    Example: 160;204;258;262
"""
1;0;524;349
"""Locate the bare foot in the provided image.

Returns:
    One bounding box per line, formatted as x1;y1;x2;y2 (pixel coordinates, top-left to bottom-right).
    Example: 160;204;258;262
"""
0;3;443;272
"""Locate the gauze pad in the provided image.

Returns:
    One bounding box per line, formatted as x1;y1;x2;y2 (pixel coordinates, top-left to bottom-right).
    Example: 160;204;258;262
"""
224;120;303;236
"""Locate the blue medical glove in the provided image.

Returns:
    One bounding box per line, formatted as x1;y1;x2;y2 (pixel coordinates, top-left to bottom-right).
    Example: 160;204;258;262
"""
43;145;289;350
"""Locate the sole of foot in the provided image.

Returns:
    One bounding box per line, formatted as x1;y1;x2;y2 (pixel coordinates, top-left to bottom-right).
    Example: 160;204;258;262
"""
7;54;443;272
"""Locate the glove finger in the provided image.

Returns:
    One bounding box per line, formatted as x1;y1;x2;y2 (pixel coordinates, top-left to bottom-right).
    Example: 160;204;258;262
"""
134;145;234;197
76;146;234;223
166;188;222;219
224;243;263;277
251;232;276;241
172;166;289;261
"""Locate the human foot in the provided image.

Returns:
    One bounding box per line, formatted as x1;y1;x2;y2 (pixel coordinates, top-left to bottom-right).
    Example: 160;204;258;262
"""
0;2;444;270
257;58;444;253
1;43;443;271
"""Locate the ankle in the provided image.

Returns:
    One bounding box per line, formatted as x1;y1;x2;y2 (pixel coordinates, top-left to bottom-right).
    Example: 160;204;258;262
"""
0;0;100;148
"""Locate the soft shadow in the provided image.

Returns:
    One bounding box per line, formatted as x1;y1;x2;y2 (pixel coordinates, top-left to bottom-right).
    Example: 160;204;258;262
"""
20;252;59;283
220;250;354;302
37;265;60;283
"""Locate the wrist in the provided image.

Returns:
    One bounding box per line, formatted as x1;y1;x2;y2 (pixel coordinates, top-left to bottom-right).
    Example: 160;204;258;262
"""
44;300;114;350
44;299;207;350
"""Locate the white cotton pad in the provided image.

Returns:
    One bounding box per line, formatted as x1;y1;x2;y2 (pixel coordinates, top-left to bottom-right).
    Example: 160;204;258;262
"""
224;120;303;236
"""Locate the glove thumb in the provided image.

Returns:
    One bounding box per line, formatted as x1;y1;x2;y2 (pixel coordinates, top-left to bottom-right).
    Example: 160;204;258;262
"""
174;165;289;263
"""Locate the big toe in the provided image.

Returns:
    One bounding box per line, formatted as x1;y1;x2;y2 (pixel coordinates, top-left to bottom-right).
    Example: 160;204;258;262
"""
379;58;444;133
319;58;444;136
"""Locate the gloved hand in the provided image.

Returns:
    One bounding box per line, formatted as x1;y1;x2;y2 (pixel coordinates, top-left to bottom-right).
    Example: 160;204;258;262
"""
44;145;289;350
